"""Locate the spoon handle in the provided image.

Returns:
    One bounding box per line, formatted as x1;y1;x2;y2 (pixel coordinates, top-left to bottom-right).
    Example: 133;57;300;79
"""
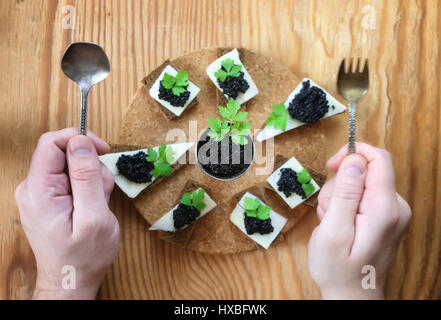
80;89;89;135
347;101;357;155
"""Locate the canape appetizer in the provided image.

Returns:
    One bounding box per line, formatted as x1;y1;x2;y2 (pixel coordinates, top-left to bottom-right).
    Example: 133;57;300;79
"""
149;64;200;118
99;142;194;198
197;98;254;179
206;48;259;105
256;78;346;142
230;192;287;249
149;188;217;232
266;156;320;209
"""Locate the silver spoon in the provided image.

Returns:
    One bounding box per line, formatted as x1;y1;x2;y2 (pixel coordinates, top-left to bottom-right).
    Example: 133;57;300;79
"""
61;42;110;135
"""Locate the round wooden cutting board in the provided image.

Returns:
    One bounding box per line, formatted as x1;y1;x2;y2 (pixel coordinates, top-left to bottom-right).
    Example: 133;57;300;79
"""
119;48;326;254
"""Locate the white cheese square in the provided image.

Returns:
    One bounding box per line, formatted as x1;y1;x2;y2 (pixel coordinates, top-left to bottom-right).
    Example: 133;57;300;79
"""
267;157;320;209
230;192;287;249
206;48;259;105
256;78;346;142
149;188;217;232
99;142;194;198
149;65;200;117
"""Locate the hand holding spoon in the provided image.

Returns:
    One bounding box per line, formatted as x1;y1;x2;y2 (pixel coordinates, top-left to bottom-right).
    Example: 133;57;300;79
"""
61;42;110;135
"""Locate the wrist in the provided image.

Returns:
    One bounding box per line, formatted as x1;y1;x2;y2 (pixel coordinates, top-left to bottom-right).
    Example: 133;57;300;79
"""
33;274;100;300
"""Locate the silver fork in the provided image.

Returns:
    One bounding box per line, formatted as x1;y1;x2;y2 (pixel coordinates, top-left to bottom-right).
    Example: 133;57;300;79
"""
337;58;369;154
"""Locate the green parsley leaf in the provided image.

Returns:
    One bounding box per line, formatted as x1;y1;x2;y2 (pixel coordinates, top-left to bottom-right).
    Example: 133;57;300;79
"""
193;189;205;203
208;116;221;131
230;130;248;145
161;71;189;97
165;146;175;164
206;98;251;146
148;144;175;178
172;86;186;96
208;117;229;142
146;147;158;163
180;189;206;212
229;64;242;77
162;72;176;89
234;111;248;122
158;145;167;161
214;69;228;82
244;197;272;220
191;189;206;212
180;193;192;206
218;106;231;119
266;103;288;131
244;197;260;210
225;98;241;119
230;135;246;145
297;168;312;184
207;130;220;141
175;71;189;87
218;98;242;122
221;58;235;72
193;201;206;212
302;183;315;196
215;58;242;82
257;205;271;220
152;161;172;178
230;121;251;146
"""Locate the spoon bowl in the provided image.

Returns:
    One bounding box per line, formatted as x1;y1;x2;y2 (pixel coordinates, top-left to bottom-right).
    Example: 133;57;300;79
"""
61;42;110;134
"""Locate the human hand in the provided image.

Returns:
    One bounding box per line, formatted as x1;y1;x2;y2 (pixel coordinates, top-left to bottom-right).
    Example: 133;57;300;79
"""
308;143;411;299
15;128;119;300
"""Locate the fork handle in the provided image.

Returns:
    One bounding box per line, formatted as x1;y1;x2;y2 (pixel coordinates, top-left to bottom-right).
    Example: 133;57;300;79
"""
347;102;357;155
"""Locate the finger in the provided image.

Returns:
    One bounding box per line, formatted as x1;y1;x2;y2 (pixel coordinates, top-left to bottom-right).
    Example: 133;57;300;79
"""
321;154;367;232
101;164;115;203
326;142;395;196
317;205;326;221
326;143;350;171
66;135;108;224
350;194;404;261
29;128;110;177
47;172;72;197
396;193;412;233
317;176;335;220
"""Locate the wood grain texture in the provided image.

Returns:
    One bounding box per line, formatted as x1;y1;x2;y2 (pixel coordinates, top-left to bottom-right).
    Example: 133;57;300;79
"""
0;0;440;299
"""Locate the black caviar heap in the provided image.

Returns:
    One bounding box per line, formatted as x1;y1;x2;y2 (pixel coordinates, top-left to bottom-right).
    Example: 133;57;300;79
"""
244;214;274;235
287;80;330;124
197;134;252;178
158;81;190;107
116;151;154;183
277;168;307;199
173;204;201;230
217;66;249;100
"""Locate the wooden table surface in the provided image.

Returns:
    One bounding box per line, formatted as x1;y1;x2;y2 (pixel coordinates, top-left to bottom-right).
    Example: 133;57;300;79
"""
1;0;440;300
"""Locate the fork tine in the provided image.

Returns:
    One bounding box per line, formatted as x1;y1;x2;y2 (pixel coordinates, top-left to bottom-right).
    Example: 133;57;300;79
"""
358;58;363;72
353;57;360;73
338;58;346;75
357;58;363;73
362;58;369;74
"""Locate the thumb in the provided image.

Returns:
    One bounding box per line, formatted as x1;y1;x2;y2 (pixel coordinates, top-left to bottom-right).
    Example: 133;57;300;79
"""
67;135;107;215
322;154;367;230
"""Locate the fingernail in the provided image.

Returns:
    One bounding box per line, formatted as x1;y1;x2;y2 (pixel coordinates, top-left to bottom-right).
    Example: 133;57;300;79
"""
70;136;91;156
326;154;337;167
344;156;366;177
327;153;337;163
